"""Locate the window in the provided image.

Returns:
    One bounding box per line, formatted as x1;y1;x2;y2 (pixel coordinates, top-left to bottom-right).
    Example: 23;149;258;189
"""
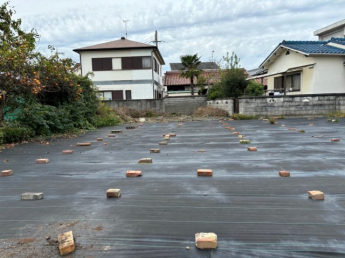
121;56;151;70
112;91;123;100
97;91;112;100
92;58;112;71
286;73;301;91
153;58;159;73
274;73;301;92
125;90;132;100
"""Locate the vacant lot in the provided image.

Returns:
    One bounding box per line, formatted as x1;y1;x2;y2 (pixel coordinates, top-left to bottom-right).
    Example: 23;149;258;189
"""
0;118;345;258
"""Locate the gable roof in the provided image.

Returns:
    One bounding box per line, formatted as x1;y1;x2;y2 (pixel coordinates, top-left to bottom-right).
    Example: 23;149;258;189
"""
73;37;165;64
170;62;219;71
164;70;220;86
260;37;345;68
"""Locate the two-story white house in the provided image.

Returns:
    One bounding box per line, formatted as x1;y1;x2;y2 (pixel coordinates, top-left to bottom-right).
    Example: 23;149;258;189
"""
73;37;165;100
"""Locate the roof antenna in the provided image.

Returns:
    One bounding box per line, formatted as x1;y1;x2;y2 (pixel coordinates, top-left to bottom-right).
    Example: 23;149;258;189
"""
123;20;130;39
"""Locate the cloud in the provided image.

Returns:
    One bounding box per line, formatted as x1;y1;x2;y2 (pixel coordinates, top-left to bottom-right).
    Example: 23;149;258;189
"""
8;0;345;72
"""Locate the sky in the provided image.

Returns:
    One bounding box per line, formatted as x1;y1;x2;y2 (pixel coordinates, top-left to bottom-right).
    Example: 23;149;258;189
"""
6;0;345;73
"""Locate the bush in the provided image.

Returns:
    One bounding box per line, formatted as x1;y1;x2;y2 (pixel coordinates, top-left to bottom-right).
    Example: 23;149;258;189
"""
92;103;120;127
268;116;277;124
193;106;229;117
246;81;264;96
0;124;34;143
207;85;222;100
231;114;260;120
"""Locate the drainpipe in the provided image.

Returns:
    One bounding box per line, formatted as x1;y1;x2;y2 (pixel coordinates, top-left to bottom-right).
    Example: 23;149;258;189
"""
151;50;155;99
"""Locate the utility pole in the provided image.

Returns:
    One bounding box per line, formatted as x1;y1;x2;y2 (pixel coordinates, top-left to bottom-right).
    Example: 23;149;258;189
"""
123;20;130;38
152;30;162;46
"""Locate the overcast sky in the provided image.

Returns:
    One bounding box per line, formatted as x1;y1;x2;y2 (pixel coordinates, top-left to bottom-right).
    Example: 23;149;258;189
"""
7;0;345;72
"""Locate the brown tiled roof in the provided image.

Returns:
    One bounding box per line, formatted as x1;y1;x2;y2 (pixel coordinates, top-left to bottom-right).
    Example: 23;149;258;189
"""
164;70;220;86
74;38;156;51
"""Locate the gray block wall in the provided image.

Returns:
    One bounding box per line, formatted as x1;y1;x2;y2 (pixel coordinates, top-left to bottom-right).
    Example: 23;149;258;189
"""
239;94;345;116
207;99;235;115
104;96;207;115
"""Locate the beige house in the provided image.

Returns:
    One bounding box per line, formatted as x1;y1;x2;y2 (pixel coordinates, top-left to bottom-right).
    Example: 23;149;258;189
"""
74;37;165;100
250;38;345;95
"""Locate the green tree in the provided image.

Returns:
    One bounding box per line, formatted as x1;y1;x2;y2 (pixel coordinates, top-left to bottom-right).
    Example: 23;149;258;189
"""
179;54;203;95
213;52;248;99
246;80;264;96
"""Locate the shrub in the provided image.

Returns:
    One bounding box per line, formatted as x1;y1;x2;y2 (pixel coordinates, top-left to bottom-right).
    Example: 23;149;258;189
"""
207;85;222;100
193;106;229;117
246;81;264;96
231;114;260;120
92;103;120;127
268;116;277;124
0;123;34;143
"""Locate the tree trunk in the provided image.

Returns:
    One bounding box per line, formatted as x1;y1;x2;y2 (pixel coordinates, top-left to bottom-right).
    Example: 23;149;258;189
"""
190;76;194;96
0;98;4;122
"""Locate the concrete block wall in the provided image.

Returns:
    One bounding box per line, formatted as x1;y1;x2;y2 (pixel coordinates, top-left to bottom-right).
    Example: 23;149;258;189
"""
164;96;207;115
104;96;207;115
207;99;235;116
239;94;345;116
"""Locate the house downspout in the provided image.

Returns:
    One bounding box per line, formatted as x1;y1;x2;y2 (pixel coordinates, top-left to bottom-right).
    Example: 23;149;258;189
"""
151;51;155;99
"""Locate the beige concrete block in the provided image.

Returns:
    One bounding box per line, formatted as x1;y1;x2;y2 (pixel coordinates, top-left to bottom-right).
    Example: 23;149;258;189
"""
247;147;257;151
164;135;170;140
62;150;73;154
107;189;121;198
159;141;168;145
108;134;116;137
288;128;295;131
126;170;142;177
230;128;235;131
308;190;324;200
169;133;176;137
150;149;160;153
138;158;152;164
21;192;43;200
97;138;103;141
309;123;314;126
281;124;285;127
195;232;217;249
197;169;213;177
279;171;290;177
58;231;75;256
36;158;49;164
331;138;340;142
233;132;239;135
1;170;13;177
77;142;91;146
238;135;244;138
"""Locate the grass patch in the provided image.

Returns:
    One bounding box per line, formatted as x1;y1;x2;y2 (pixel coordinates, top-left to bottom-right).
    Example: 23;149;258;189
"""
328;111;345;118
193;106;229;117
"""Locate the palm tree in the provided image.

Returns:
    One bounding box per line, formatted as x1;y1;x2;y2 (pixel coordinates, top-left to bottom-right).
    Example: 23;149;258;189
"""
179;54;203;96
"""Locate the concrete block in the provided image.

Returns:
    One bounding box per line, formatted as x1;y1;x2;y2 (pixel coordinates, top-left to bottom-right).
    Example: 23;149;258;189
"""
21;192;43;200
248;147;257;151
238;135;244;138
164;135;170;140
77;142;91;146
309;123;314;126
97;138;103;141
279;171;290;177
233;132;239;135
126;126;137;129
159;141;168;145
107;189;121;198
36;158;49;164
197;169;213;176
126;170;142;177
169;133;177;137
177;123;182;127
111;130;123;133
331;138;340;142
108;134;116;137
1;170;13;177
240;140;250;144
195;232;217;249
281;125;285;127
62;149;74;154
138;158;152;164
58;231;75;256
288;128;295;131
230;128;235;131
139;117;146;122
308;190;324;200
150;149;160;153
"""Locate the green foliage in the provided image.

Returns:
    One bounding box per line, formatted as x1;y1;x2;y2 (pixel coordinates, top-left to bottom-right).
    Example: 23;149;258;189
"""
231;114;260;120
213;52;248;99
246;80;264;96
0;122;34;143
179;54;203;95
207;84;222;100
328;111;345;118
268;116;277;124
92;103;120;128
